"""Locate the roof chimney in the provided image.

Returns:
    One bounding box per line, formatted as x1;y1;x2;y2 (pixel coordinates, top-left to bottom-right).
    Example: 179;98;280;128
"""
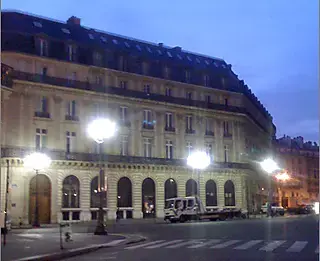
173;46;182;52
67;16;81;26
158;43;164;47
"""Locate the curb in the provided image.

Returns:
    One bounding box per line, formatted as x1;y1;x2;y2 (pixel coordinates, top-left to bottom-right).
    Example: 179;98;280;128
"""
11;234;146;261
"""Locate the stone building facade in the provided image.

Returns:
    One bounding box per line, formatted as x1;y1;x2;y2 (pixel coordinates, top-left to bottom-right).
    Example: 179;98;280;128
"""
274;135;319;208
1;10;275;225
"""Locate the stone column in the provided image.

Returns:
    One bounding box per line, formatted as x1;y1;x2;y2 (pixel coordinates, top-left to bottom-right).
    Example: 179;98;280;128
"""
156;175;165;218
177;173;186;197
80;171;91;221
132;174;143;219
217;175;225;208
107;169;117;220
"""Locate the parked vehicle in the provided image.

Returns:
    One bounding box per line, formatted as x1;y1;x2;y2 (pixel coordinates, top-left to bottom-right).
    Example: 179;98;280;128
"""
260;203;285;216
164;196;246;223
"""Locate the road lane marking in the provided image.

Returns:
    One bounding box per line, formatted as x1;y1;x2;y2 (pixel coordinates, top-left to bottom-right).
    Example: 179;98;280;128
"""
146;239;184;249
234;240;263;250
259;241;285;252
286;241;308;252
188;239;222;249
210;240;241;249
124;240;165;250
166;239;203;248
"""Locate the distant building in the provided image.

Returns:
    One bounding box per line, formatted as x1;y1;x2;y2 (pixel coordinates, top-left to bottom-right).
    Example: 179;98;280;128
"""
1;10;275;225
274;135;319;207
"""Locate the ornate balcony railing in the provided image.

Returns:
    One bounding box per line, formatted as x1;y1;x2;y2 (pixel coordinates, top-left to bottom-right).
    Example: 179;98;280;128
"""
1;147;252;170
11;71;270;134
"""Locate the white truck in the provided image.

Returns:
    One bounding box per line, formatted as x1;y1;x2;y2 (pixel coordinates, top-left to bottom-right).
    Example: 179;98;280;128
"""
164;196;246;223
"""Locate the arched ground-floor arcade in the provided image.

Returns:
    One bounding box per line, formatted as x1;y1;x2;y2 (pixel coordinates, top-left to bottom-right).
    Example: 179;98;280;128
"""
0;159;258;225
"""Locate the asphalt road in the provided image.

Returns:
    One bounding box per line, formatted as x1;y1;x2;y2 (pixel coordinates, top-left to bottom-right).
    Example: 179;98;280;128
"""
65;215;319;261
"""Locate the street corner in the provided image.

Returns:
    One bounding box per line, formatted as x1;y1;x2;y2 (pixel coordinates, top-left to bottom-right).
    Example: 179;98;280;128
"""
10;234;128;261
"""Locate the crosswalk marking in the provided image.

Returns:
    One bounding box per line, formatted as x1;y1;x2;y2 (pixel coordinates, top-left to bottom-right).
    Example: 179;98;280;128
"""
146;240;184;249
234;240;263;250
125;239;316;254
166;239;203;248
259;240;286;252
124;240;165;250
210;240;241;249
286;241;308;253
188;239;222;249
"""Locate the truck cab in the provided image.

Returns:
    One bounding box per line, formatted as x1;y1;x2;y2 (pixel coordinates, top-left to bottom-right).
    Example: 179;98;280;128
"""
164;196;206;223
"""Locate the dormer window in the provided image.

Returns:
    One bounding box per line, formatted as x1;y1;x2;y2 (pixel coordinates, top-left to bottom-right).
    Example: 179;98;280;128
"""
142;62;149;75
185;70;191;83
205;60;210;65
112;39;118;45
124;42;130;48
196;58;201;63
177;54;182;60
93;51;103;66
118;55;128;71
62;28;71;34
88;33;94;40
157;49;162;55
203;74;210;87
39;38;48;56
100;36;107;43
163;66;170;79
33;21;42;28
187;56;192;62
146;46;152;53
67;44;76;62
167;51;173;58
136;44;142;51
222;63;227;68
213;61;219;67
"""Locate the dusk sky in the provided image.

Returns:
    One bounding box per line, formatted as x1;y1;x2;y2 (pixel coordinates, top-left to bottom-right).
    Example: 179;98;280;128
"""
3;0;318;142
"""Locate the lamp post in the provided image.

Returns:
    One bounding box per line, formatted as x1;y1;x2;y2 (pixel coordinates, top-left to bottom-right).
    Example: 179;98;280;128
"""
87;118;116;235
259;158;280;217
187;151;211;196
24;152;51;227
275;172;290;207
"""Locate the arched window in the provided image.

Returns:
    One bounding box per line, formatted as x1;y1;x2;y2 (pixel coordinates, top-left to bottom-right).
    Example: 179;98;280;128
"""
90;176;107;208
224;180;235;206
117;177;132;207
186;179;198;196
62;175;80;208
206;180;217;206
142;178;156;218
164;178;177;201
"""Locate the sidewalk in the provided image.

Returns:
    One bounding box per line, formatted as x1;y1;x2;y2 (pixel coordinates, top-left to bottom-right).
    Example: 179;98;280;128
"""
1;231;126;261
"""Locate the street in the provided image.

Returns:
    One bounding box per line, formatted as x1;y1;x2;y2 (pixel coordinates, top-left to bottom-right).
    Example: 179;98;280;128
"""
65;215;319;261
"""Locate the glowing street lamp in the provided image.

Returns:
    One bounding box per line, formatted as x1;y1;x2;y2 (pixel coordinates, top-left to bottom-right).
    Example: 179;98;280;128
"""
275;172;290;182
87;118;116;235
187;151;211;195
260;158;280;174
24;152;51;227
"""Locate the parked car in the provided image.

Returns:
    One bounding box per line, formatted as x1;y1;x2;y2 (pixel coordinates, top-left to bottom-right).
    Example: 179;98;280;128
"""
261;203;285;216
